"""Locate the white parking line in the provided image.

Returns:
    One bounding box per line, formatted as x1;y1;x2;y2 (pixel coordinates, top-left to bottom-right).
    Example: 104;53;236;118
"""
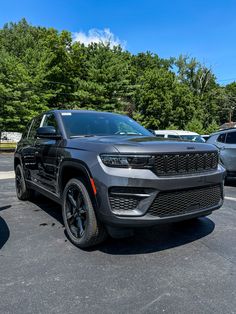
0;171;15;180
225;196;236;202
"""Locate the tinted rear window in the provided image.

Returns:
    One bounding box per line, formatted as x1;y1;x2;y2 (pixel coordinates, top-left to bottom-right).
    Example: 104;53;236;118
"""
226;132;236;144
217;133;226;143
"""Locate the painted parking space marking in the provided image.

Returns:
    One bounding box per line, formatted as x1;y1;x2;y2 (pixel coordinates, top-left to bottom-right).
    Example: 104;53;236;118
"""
225;196;236;202
0;171;15;180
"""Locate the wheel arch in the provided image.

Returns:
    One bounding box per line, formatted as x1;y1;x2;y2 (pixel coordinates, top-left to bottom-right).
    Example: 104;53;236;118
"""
14;154;22;170
58;160;98;205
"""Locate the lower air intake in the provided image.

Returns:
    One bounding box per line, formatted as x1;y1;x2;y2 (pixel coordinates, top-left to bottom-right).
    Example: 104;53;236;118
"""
148;185;222;217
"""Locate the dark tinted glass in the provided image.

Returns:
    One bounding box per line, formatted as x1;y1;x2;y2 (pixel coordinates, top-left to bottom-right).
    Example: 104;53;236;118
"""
28;116;42;139
226;132;236;144
61;112;152;137
217;133;226;143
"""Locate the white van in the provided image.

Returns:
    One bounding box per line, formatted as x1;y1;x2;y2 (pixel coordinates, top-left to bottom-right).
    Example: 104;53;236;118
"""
154;130;205;143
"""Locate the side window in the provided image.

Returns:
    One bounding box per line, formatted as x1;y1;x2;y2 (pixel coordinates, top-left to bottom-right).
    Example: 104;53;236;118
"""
42;113;59;133
217;133;226;143
226;131;236;144
28;117;43;139
155;134;165;138
21;121;32;139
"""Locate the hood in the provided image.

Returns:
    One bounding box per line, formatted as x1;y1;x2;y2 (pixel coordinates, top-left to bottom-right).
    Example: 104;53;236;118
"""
67;135;217;154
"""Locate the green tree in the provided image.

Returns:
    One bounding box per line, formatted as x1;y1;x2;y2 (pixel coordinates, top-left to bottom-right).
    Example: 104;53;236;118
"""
71;43;132;112
0;18;230;134
185;118;204;134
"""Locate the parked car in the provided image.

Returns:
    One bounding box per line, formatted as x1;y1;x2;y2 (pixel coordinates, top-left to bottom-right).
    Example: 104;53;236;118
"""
154;130;206;143
201;134;210;141
14;110;225;248
207;128;236;178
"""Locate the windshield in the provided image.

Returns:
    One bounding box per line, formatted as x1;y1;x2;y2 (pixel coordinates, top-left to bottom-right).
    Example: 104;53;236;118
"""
180;135;205;143
61;112;152;138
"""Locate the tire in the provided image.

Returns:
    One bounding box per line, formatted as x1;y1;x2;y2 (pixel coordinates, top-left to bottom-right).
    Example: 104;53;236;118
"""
62;178;107;248
15;164;33;200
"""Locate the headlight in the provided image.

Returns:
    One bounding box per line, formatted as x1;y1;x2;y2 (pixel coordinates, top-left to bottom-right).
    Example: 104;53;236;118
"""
100;154;155;169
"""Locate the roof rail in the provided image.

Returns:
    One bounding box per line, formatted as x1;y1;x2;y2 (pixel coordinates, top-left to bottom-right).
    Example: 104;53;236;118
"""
219;127;236;131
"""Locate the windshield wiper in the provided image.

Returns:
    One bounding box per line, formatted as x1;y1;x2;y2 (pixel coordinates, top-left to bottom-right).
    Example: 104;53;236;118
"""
70;135;96;138
116;132;143;136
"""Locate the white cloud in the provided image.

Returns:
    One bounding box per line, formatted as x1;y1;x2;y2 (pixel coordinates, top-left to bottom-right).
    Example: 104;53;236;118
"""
73;28;126;49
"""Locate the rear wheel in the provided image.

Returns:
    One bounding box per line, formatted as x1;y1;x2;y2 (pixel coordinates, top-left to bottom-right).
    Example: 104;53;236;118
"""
62;178;107;248
15;164;33;200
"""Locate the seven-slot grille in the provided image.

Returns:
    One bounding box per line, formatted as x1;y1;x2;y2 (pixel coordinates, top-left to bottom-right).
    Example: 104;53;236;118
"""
153;151;218;176
148;185;222;217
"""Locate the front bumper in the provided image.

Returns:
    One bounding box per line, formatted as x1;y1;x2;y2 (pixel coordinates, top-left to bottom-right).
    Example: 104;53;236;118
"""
92;162;225;228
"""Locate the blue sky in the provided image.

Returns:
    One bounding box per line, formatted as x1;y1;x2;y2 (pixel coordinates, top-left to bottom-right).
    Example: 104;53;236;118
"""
1;0;236;84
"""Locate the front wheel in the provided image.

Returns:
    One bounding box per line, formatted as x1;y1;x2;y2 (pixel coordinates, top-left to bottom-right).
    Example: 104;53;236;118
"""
62;178;107;248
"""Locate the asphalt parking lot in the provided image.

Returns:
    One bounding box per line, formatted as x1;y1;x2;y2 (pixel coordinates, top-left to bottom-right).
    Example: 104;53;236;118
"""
0;154;236;313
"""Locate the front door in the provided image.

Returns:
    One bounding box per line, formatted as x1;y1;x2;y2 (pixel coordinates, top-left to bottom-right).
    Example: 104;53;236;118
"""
34;113;62;194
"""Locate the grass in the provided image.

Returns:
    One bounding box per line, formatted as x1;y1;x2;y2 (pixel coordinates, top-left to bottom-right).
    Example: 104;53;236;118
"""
0;142;17;149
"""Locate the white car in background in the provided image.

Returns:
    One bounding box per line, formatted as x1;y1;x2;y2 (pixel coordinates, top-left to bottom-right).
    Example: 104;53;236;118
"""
154;130;206;143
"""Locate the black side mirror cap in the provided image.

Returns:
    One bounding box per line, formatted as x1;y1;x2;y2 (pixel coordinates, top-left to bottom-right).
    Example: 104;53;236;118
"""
36;126;61;139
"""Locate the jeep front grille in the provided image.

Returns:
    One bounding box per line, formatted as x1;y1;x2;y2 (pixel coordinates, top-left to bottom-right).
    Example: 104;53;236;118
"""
153;151;218;176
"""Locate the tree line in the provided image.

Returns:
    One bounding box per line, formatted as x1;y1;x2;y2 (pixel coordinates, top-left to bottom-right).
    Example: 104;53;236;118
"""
1;19;236;134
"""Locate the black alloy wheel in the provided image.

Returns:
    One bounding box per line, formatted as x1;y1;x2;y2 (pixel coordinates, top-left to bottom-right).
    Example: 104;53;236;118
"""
62;178;107;248
65;185;87;239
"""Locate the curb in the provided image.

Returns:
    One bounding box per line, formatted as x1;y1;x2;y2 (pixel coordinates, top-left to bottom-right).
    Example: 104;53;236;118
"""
0;149;15;153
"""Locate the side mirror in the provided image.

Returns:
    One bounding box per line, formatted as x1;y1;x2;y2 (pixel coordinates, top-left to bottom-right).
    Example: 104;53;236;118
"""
36;126;61;139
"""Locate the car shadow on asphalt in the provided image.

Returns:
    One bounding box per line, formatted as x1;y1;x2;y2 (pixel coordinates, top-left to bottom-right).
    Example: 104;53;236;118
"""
96;217;215;255
30;194;215;255
225;178;236;187
0;205;11;250
0;218;10;250
0;205;11;212
30;194;64;225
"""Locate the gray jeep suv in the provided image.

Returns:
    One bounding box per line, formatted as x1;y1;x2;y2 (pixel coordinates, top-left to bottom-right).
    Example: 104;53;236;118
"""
14;110;225;248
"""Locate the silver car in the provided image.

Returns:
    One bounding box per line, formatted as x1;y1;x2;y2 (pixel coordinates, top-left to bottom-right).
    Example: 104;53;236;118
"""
207;128;236;177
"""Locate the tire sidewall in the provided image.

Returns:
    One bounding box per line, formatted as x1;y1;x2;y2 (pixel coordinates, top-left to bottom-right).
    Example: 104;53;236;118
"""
15;164;27;200
62;178;98;248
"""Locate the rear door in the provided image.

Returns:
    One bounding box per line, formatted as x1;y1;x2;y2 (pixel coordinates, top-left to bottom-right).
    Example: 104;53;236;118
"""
223;131;236;171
